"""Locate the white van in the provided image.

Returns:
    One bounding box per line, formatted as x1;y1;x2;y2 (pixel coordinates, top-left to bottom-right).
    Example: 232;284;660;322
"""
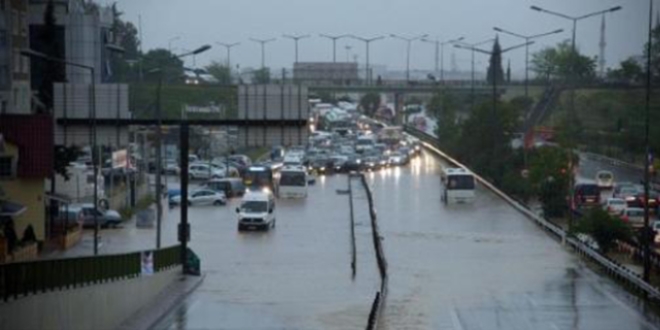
236;190;276;231
279;165;308;198
441;168;476;204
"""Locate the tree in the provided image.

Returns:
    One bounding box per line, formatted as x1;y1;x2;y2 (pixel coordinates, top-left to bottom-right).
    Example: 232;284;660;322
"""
108;4;141;82
607;57;644;83
253;68;271;84
573;208;632;254
455;100;518;185
531;41;596;81
205;61;232;84
54;146;82;180
486;37;505;84
142;49;184;83
360;93;381;117
34;0;66;113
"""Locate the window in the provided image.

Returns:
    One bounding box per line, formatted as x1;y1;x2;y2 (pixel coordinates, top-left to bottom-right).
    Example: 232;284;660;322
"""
20;13;26;36
0;155;16;178
12;50;19;73
0;30;6;48
12;10;18;34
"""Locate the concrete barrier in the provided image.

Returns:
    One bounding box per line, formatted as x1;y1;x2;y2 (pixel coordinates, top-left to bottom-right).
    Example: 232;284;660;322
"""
0;268;180;330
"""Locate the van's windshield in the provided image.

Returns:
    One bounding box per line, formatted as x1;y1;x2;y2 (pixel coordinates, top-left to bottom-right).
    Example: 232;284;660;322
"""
240;201;268;213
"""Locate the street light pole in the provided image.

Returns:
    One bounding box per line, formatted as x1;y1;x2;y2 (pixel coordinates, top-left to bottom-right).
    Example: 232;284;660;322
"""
455;40;532;149
21;45;125;255
493;27;564;97
283;34;310;64
643;0;653;284
320;34;349;62
454;38;494;109
531;5;622;232
216;42;240;78
148;44;211;249
349;35;385;85
390;34;428;82
250;38;276;69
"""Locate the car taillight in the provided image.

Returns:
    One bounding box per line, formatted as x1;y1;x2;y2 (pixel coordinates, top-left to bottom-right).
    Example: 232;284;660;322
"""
622;216;629;222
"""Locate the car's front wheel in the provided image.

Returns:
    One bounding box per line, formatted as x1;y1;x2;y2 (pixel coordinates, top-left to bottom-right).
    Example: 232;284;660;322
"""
213;200;225;206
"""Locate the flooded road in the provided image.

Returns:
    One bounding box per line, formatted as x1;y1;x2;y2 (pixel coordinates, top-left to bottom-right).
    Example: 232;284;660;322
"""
153;151;660;330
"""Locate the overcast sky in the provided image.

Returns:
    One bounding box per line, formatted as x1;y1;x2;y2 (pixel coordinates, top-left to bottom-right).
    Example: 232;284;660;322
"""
110;0;652;76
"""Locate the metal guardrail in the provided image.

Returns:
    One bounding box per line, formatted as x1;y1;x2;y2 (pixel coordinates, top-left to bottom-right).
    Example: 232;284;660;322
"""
0;244;181;302
582;151;645;171
359;173;388;330
404;126;660;300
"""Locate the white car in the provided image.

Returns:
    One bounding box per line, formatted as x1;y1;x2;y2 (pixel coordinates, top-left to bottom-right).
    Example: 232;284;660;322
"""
603;197;627;215
189;164;225;180
236;190;276;231
596;170;614;189
171;189;226;206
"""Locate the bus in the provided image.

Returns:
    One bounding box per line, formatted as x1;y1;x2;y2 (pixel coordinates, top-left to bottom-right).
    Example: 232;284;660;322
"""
441;168;476;204
243;165;279;192
278;165;308;199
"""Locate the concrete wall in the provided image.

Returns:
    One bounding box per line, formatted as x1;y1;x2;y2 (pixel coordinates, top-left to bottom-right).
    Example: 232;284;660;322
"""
238;126;308;148
0;268;180;330
0;142;45;241
238;84;309;120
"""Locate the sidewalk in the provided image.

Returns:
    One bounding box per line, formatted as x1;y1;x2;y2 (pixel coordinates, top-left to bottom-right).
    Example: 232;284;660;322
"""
41;196;180;259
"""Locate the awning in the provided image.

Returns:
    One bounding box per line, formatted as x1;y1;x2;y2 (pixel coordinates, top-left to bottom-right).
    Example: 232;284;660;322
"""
0;199;27;217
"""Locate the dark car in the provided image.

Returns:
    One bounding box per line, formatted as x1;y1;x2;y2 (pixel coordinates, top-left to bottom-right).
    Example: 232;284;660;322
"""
309;158;332;175
206;178;246;198
574;183;601;208
343;155;364;172
629;190;660;210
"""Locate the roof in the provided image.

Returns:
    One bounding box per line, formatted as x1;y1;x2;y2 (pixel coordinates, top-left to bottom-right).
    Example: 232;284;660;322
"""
0;114;54;178
243;190;271;201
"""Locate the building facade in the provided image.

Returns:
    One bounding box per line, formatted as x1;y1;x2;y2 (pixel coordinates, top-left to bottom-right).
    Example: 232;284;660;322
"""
0;0;32;115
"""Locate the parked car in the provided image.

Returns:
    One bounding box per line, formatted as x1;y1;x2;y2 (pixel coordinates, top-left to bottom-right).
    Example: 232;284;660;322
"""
206;178;246;198
168;189;181;207
619;207;645;228
171;189;227;206
595;170;614;189
603;197;627;215
69;203;122;228
189;164;225;180
163;161;180;175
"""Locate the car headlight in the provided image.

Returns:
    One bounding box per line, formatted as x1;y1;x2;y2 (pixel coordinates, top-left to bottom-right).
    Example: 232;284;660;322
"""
356;160;361;164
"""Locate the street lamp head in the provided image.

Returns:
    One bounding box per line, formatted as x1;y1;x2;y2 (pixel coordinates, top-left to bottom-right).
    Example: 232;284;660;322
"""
609;6;622;12
192;44;212;55
530;5;543;11
493;27;503;32
553;28;564;34
146;68;162;74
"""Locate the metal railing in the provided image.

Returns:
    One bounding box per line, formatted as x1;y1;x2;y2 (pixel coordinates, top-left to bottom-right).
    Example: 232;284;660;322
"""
404;125;660;300
0;244;181;302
